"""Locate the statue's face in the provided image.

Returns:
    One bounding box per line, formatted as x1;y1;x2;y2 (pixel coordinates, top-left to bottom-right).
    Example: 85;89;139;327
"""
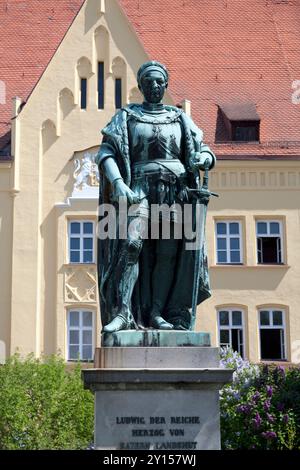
140;70;167;104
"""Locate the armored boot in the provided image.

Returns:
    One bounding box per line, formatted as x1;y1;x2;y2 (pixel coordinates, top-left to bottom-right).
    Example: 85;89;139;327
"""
149;237;179;330
103;236;142;333
149;310;174;330
103;312;129;333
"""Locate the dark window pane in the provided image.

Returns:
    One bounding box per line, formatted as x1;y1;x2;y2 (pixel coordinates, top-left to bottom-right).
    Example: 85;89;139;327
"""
233;122;259;142
83;251;93;263
229;223;239;235
261;237;280;263
232;311;242;326
220;330;230;344
70;238;80;250
69;345;80;360
270;222;280;234
98;62;104;109
230;251;240;263
70;251;80;263
257;222;267;234
69;311;79;327
260;329;284;360
231;329;239;353
273;311;283;326
230;238;240;249
70;222;80;234
217;223;226;235
235;126;256;141
260;311;270;326
231;329;244;357
83;311;93;327
115;78;122;109
83;222;93;234
217;251;227;263
80;78;87;110
219;311;229;326
217;238;226;250
83;238;93;250
69;330;79;345
82;345;93;361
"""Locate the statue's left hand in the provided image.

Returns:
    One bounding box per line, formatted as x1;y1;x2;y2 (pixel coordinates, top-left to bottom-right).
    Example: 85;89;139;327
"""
189;151;213;172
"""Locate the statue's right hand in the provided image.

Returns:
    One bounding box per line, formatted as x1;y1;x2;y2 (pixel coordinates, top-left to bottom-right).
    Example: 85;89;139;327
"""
111;179;140;204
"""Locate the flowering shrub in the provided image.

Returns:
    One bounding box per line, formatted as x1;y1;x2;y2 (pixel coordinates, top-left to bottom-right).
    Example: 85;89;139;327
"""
220;347;298;450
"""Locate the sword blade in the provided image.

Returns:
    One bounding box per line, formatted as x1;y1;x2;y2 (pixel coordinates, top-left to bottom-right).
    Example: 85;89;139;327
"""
191;200;207;330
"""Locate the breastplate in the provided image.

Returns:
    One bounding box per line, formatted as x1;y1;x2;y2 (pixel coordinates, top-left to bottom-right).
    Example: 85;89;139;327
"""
128;111;184;163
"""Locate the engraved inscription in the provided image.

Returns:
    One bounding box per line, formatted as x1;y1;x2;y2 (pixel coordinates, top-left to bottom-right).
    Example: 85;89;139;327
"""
115;415;201;450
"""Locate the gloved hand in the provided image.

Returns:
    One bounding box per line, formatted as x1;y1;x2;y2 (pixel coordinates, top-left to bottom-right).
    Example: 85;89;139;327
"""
111;178;140;204
189;151;213;173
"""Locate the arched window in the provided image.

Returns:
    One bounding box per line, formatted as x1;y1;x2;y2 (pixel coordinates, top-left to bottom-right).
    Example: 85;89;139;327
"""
94;25;109;109
115;78;122;109
77;57;92;110
217;308;245;358
258;308;286;360
112;57;126;109
98;62;105;109
80;78;87;110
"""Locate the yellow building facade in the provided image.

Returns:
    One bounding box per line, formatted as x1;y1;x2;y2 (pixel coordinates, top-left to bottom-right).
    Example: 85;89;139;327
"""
1;0;300;364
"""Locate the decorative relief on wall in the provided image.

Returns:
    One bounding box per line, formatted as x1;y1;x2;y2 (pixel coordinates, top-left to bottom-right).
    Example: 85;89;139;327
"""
210;169;300;190
72;151;99;198
65;267;97;303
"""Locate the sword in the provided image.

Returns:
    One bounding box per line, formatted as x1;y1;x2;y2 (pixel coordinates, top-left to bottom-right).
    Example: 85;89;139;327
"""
189;154;218;331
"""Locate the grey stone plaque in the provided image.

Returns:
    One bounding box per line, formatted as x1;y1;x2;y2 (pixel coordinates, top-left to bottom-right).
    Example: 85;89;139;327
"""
95;389;220;450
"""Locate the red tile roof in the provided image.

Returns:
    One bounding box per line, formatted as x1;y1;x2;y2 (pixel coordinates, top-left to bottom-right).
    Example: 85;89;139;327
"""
1;0;300;158
0;0;85;156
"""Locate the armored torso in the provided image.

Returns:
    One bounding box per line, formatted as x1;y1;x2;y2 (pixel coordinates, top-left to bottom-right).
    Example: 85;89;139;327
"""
127;105;184;163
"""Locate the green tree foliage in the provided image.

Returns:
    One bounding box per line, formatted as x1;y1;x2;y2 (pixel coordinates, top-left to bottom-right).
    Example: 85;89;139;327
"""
0;354;94;450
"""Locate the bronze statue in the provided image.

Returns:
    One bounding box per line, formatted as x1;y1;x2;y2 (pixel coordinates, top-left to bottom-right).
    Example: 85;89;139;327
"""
96;61;216;333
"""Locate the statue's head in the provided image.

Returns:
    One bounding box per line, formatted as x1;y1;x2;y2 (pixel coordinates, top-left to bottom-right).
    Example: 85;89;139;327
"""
137;61;169;104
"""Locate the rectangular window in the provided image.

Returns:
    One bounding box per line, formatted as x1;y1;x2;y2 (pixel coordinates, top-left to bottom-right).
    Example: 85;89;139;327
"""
218;309;244;358
259;309;286;360
256;220;282;264
115;78;122;109
80;78;87;109
68;310;94;361
215;221;242;264
98;62;104;109
232;121;259;142
69;221;94;264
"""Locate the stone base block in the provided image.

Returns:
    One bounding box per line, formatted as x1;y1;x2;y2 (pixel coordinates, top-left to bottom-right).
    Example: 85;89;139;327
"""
101;330;211;347
94;346;219;368
82;347;233;450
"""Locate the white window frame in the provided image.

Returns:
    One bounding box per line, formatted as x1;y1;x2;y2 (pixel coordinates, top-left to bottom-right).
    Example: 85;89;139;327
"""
68;220;95;264
258;308;286;360
215;220;243;264
256;220;283;264
217;308;245;358
67;309;95;362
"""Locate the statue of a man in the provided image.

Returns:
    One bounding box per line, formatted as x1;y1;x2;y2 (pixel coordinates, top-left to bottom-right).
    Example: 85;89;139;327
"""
96;61;216;333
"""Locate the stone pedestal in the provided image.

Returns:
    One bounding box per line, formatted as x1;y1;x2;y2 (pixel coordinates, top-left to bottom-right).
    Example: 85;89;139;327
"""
82;333;233;451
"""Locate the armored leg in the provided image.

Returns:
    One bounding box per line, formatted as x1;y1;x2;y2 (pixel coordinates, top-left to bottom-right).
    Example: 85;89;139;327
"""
150;235;179;330
103;217;144;333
